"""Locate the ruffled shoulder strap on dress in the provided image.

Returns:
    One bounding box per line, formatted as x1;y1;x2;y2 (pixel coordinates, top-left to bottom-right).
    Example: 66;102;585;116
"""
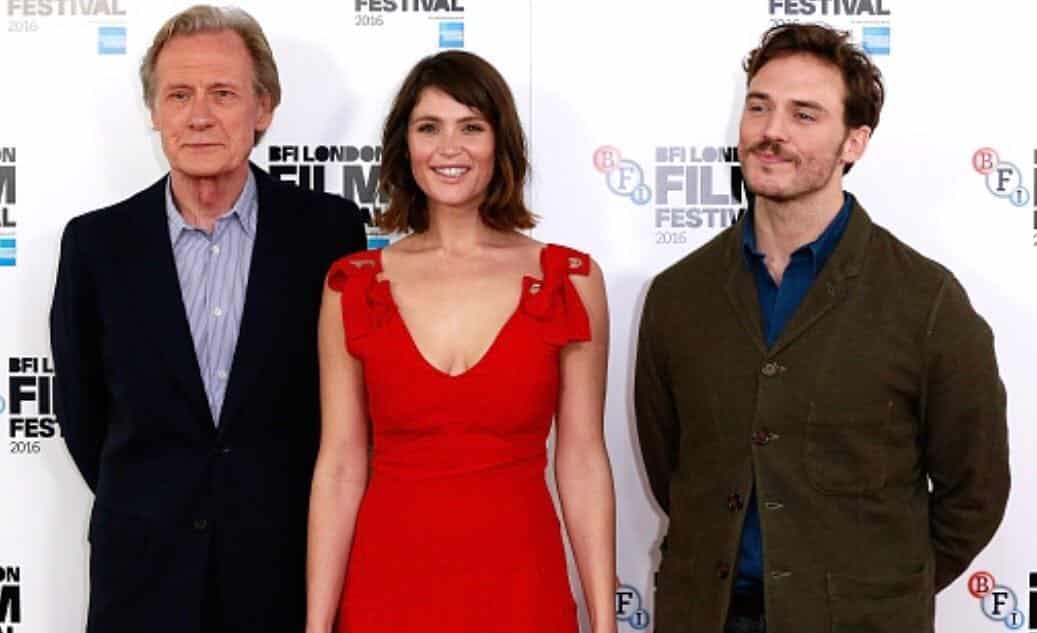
521;244;592;346
326;250;394;358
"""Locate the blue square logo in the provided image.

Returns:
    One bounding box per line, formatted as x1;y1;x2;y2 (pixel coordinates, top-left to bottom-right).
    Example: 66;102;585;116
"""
98;26;127;55
0;236;16;266
439;22;464;49
862;27;890;56
367;236;390;250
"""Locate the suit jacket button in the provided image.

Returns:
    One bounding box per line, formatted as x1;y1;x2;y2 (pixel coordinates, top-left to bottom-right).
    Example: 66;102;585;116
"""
727;493;744;511
193;519;208;531
752;428;780;445
716;562;731;579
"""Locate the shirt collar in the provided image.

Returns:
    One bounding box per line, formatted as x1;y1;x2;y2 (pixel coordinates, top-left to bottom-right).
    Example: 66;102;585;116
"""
741;192;854;275
166;169;258;243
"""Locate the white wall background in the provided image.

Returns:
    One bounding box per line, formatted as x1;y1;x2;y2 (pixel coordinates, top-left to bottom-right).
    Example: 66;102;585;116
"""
0;1;1032;631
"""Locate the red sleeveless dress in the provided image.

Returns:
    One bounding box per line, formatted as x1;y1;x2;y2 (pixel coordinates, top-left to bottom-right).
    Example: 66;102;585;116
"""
327;243;591;632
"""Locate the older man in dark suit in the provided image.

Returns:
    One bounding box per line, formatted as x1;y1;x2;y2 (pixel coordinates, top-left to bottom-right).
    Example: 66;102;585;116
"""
635;23;1009;633
50;6;366;632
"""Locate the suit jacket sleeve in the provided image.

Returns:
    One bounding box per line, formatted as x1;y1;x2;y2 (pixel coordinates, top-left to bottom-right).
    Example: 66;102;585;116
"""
634;280;680;516
923;272;1009;591
50;217;109;491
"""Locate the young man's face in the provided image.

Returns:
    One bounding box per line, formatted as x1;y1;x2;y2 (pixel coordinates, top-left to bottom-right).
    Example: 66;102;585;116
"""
738;53;869;205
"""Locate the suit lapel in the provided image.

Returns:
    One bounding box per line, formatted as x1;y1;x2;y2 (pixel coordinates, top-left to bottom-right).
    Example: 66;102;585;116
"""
124;175;214;431
217;166;291;431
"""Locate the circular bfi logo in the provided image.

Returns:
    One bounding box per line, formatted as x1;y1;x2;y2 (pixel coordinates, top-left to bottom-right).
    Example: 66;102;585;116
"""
594;146;652;206
973;148;1031;208
615;583;650;630
968;571;1025;630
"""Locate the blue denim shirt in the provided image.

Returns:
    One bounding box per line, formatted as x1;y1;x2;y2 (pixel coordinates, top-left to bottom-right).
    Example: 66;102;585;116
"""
733;192;853;594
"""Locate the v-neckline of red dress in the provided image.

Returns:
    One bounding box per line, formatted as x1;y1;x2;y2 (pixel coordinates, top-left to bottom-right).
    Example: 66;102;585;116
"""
371;245;550;380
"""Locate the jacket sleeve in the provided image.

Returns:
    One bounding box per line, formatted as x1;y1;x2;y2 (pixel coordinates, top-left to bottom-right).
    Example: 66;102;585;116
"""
923;273;1009;592
50;218;109;491
634;280;680;516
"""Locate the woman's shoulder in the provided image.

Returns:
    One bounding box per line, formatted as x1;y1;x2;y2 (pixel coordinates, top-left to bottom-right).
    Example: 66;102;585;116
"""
327;248;383;292
538;241;595;278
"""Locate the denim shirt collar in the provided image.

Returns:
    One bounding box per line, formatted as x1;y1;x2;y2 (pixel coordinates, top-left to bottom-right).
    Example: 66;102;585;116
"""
741;191;854;275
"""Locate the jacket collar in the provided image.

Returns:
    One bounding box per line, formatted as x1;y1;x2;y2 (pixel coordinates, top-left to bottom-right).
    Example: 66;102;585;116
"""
723;195;874;356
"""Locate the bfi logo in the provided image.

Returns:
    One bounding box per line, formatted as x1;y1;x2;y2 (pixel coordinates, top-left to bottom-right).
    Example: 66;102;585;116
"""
7;357;59;440
968;571;1027;630
972;147;1031;208
0;147;15;267
615;583;650;630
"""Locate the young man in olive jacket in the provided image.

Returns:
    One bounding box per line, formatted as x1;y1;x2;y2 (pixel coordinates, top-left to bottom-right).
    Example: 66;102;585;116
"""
635;23;1009;633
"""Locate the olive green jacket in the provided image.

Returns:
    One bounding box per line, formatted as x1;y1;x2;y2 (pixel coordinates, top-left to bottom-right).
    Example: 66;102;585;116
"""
634;201;1009;633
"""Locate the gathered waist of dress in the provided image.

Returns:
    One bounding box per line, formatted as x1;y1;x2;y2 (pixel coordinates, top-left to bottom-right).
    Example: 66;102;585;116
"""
368;432;550;482
369;450;548;483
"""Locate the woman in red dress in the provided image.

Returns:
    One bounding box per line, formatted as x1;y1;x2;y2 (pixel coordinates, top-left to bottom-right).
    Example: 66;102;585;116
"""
305;51;616;633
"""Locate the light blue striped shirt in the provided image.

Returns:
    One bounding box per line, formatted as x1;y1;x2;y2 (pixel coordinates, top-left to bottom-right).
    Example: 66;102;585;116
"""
165;171;257;426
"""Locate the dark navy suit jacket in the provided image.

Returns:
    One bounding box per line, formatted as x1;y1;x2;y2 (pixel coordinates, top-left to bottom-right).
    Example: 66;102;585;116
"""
50;163;366;633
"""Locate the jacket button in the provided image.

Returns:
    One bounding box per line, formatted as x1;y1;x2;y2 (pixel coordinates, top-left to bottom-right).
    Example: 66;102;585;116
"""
752;429;779;446
193;519;208;531
727;493;744;512
761;361;786;377
716;562;731;579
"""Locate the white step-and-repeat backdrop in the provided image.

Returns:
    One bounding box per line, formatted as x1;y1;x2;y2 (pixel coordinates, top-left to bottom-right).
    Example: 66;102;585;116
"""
1;1;1033;631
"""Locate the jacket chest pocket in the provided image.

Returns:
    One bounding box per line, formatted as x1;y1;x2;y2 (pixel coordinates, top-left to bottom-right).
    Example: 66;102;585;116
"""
804;401;892;495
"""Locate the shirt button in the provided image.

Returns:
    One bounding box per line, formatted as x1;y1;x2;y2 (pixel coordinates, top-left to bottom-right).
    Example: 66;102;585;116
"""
213;307;224;318
217;369;228;381
211;244;221;255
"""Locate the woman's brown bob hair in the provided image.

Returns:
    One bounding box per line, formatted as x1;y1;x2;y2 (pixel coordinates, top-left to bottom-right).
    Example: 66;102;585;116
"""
378;50;534;233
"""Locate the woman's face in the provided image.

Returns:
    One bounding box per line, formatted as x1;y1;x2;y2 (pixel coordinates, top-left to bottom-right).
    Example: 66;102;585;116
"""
407;86;496;216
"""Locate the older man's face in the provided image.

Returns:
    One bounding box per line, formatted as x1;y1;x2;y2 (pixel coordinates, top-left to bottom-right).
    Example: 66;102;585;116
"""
150;30;272;182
